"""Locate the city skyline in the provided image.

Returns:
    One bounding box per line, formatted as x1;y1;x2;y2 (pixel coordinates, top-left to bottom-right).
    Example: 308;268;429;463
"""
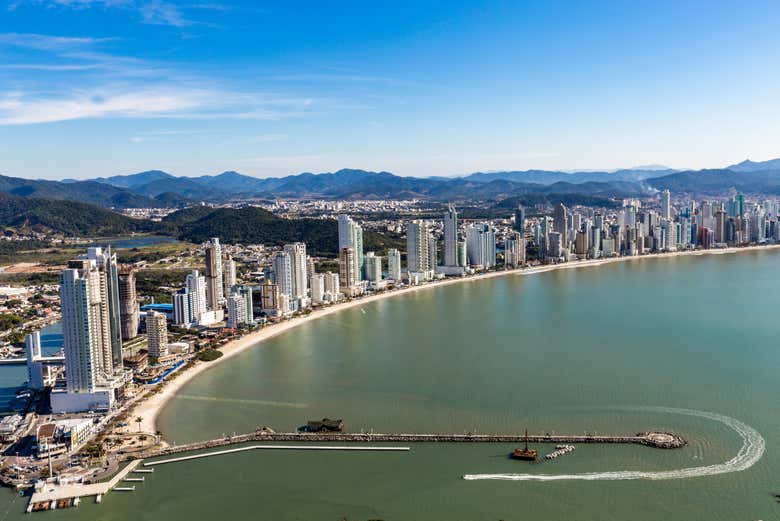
2;1;780;179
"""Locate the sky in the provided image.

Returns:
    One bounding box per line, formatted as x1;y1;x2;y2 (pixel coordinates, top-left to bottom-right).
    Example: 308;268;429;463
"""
1;0;780;180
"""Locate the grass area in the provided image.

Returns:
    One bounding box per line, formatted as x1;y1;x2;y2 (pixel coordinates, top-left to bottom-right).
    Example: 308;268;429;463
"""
135;268;191;303
196;349;223;362
115;241;194;265
0;246;83;266
0;271;61;285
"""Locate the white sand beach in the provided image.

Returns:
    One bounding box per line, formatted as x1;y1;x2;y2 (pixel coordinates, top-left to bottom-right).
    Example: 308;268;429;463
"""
128;243;780;438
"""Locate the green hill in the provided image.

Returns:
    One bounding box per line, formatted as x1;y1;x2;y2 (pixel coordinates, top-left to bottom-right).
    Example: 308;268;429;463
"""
0;193;155;236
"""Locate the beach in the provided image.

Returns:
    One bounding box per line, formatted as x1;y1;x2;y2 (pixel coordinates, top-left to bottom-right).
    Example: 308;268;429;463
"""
129;243;780;438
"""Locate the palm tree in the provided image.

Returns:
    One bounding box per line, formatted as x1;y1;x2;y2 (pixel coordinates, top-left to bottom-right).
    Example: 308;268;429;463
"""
135;416;143;433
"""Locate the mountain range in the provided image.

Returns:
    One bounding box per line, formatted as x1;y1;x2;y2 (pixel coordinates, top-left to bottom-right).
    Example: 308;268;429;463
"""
2;157;780;209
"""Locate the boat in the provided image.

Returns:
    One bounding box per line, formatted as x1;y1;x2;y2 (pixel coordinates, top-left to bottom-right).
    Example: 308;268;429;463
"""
510;430;537;461
303;418;344;432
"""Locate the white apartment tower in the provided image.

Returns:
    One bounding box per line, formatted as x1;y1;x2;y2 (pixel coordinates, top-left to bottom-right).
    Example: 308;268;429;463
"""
145;311;169;359
406;220;431;274
185;270;208;323
283;243;309;300
338;215;364;280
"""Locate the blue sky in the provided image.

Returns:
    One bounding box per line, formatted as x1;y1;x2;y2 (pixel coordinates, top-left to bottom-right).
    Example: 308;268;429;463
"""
1;0;779;179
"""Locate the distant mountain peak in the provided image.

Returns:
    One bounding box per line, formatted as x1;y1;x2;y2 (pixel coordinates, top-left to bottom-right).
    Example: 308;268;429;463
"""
727;157;780;172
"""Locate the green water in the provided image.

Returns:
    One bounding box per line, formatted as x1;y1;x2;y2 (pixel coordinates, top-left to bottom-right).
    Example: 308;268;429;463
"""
5;251;780;520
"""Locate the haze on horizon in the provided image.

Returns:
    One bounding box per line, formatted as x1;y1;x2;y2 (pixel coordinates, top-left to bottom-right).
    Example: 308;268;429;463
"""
1;1;779;180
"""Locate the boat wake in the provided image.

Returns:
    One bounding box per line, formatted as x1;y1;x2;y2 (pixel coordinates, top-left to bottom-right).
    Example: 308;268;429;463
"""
463;407;765;482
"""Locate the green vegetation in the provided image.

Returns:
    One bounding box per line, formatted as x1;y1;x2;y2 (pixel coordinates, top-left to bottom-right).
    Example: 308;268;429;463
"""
0;313;23;332
0;272;61;286
0;193;156;237
135;269;190;303
115;241;193;264
172;206;403;257
197;349;223;362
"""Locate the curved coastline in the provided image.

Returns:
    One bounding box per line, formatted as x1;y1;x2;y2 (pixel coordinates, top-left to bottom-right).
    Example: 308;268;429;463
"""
131;244;780;438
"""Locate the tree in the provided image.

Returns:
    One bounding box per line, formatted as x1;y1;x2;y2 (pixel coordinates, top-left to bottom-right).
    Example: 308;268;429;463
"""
135;416;143;433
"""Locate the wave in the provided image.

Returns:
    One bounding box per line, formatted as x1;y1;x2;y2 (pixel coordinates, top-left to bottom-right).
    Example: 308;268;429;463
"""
177;395;309;409
463;407;765;482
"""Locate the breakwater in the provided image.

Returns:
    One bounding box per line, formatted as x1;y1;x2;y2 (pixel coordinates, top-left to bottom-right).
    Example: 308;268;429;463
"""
133;429;685;461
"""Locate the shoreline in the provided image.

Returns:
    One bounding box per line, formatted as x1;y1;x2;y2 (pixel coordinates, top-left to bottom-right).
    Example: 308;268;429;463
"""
129;243;780;437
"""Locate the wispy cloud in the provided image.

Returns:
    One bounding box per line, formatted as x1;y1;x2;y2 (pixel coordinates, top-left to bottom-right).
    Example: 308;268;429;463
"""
0;87;317;125
0;32;113;50
139;0;187;27
10;0;207;27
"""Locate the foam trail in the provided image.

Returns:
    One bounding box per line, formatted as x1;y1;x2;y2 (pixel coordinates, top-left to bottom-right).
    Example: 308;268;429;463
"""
463;407;764;482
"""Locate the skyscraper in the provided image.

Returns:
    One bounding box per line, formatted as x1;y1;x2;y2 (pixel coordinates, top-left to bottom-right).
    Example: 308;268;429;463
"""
173;288;193;327
145;311;169;359
553;203;568;246
226;293;248;329
406;220;431;274
61;263;112;393
504;231;525;267
87;247;123;369
661;189;672;220
283;243;308;301
364;252;382;282
338;247;358;294
443;205;459;267
272;251;293;304
387;248;402;280
204;238;224;310
338;215;364;280
118;266;139;341
185;269;207;323
466;223;496;268
514;206;526;234
223;255;237;299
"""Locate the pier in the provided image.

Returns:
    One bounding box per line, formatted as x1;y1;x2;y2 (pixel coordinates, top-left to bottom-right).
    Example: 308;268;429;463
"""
26;460;142;513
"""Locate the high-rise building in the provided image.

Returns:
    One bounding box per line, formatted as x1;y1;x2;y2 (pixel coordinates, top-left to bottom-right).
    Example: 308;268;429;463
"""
661;189;672;220
172;288;193;327
547;231;562;260
204;238;224;310
261;280;282;316
283;243;309;301
118;267;139;341
338;215;364;280
364;252;382;282
226;292;248;329
406;220;431;274
185;270;207;323
61;263;113;393
443;205;459;267
237;285;254;324
310;273;326;304
223;255;237;299
514;206;526;234
553;203;568;246
387;248;402;281
272;251;293;305
87;248;123;369
504;231;525;267
145;311;169;359
338;247;358;293
466;223;496;268
323;272;340;301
